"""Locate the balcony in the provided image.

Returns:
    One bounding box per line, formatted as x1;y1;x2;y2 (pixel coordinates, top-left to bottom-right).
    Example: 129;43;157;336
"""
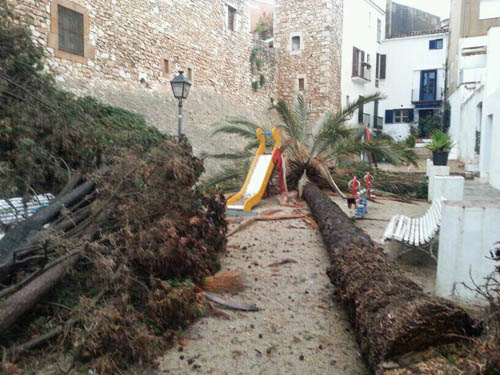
360;113;371;126
352;63;371;83
374;116;383;129
411;88;444;105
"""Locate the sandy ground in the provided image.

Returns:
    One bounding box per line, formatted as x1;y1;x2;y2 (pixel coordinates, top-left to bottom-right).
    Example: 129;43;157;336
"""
159;194;435;375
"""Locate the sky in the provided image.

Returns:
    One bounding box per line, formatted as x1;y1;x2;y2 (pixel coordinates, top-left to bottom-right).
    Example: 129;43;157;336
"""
391;0;451;19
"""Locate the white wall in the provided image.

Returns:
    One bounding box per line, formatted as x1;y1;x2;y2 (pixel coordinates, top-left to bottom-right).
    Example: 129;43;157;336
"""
378;33;447;140
436;200;500;303
451;27;500;191
341;0;385;126
481;27;500;189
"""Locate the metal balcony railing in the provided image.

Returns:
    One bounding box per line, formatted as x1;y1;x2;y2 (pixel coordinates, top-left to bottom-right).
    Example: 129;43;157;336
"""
411;87;444;104
375;116;383;129
362;113;371;126
353;63;371;83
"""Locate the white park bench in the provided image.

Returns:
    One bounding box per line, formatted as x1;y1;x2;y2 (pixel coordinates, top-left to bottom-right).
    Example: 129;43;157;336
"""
381;197;445;261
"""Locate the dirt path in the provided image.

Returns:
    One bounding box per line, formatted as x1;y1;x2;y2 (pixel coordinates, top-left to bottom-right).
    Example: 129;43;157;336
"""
159;197;367;375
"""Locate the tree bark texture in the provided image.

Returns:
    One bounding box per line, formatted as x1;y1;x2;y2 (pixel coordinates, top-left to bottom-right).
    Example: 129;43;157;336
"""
0;253;80;335
303;183;477;374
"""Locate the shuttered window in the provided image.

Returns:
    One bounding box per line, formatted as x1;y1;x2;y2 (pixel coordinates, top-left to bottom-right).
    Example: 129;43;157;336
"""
385;110;394;124
380;54;386;79
352;47;359;77
376;54;386;79
58;5;84;57
358;95;364;124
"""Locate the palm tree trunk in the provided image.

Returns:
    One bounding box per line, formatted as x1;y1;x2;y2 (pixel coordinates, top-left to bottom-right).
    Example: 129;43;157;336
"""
303;183;477;374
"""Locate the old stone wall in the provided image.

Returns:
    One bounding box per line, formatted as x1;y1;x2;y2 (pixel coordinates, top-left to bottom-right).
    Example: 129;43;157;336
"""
9;0;275;108
274;0;343;119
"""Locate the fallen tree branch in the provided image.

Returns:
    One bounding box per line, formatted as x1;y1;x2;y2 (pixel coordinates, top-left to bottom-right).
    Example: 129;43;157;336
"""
204;292;259;312
0;252;81;335
0;180;94;279
228;214;309;237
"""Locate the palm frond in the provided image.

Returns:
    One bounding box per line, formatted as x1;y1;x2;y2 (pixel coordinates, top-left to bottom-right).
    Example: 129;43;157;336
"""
211;117;266;140
202;151;254;160
202;163;249;192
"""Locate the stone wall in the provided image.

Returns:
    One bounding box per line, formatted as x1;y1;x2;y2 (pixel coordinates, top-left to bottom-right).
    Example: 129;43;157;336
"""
9;0;275;108
274;0;343;119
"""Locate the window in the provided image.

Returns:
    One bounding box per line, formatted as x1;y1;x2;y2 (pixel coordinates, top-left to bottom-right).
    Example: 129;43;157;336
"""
385;109;414;124
479;0;500;20
227;5;236;31
163;59;170;74
429;39;443;50
394;109;410;123
48;0;94;63
376;53;386;79
352;47;371;81
377;19;382;43
292;36;301;52
187;67;193;81
298;78;305;92
58;5;84;56
358;95;365;124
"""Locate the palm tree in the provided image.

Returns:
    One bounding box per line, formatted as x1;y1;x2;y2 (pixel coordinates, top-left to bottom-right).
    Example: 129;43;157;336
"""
203;93;417;194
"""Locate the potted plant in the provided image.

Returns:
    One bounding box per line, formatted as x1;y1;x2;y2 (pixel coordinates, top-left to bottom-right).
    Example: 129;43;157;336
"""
426;130;454;166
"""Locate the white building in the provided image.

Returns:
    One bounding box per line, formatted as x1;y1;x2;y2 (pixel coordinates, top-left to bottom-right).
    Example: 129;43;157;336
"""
447;0;500;191
341;0;386;129
448;27;500;190
378;31;448;140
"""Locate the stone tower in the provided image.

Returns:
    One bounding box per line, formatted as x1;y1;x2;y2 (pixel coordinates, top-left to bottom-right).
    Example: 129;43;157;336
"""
274;0;344;118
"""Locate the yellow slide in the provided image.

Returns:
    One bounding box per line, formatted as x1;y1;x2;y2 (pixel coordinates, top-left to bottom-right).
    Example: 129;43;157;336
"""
227;128;281;212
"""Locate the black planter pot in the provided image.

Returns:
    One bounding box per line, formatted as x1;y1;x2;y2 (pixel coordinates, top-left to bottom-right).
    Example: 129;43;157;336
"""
433;151;449;166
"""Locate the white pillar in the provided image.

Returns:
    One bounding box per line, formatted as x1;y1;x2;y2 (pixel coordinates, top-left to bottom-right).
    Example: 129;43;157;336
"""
428;166;450;202
426;159;433;177
436;200;500;303
433;176;465;201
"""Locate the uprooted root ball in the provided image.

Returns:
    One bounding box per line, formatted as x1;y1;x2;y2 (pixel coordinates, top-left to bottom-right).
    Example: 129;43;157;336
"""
1;140;227;373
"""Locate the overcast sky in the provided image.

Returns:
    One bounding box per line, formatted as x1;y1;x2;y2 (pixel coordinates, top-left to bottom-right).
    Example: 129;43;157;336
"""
392;0;451;19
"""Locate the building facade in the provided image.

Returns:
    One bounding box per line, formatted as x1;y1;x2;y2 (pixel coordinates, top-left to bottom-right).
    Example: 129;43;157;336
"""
274;0;344;118
447;0;500;190
379;31;448;140
9;0;272;107
341;0;386;129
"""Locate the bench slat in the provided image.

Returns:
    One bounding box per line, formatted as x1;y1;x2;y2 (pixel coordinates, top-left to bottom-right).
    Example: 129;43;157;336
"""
382;215;399;244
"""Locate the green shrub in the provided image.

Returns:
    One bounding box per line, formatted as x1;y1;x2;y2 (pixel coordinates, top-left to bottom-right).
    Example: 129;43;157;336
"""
251;81;259;91
405;134;416;148
426;130;454;152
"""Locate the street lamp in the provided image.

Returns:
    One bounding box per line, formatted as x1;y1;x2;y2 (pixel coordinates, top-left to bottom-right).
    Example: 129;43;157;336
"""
170;70;192;139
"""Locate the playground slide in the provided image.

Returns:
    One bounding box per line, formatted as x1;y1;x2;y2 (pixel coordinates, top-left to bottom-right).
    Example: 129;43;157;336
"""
227;128;281;212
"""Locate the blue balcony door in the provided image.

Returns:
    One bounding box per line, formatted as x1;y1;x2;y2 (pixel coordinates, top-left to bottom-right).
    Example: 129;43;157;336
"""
420;70;437;101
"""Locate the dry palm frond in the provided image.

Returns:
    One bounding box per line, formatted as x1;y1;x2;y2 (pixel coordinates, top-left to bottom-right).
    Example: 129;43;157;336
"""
201;270;246;293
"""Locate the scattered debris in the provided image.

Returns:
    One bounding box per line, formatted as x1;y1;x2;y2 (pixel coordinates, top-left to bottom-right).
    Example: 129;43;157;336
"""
204;292;259;312
268;259;297;267
201;270;246;293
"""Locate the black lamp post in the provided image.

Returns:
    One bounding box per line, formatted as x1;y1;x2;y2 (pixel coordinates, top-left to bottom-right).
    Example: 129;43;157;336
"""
170;71;192;139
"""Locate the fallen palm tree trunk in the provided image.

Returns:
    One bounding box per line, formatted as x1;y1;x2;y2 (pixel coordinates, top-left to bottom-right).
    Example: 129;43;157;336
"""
303;183;477;374
0;252;80;335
